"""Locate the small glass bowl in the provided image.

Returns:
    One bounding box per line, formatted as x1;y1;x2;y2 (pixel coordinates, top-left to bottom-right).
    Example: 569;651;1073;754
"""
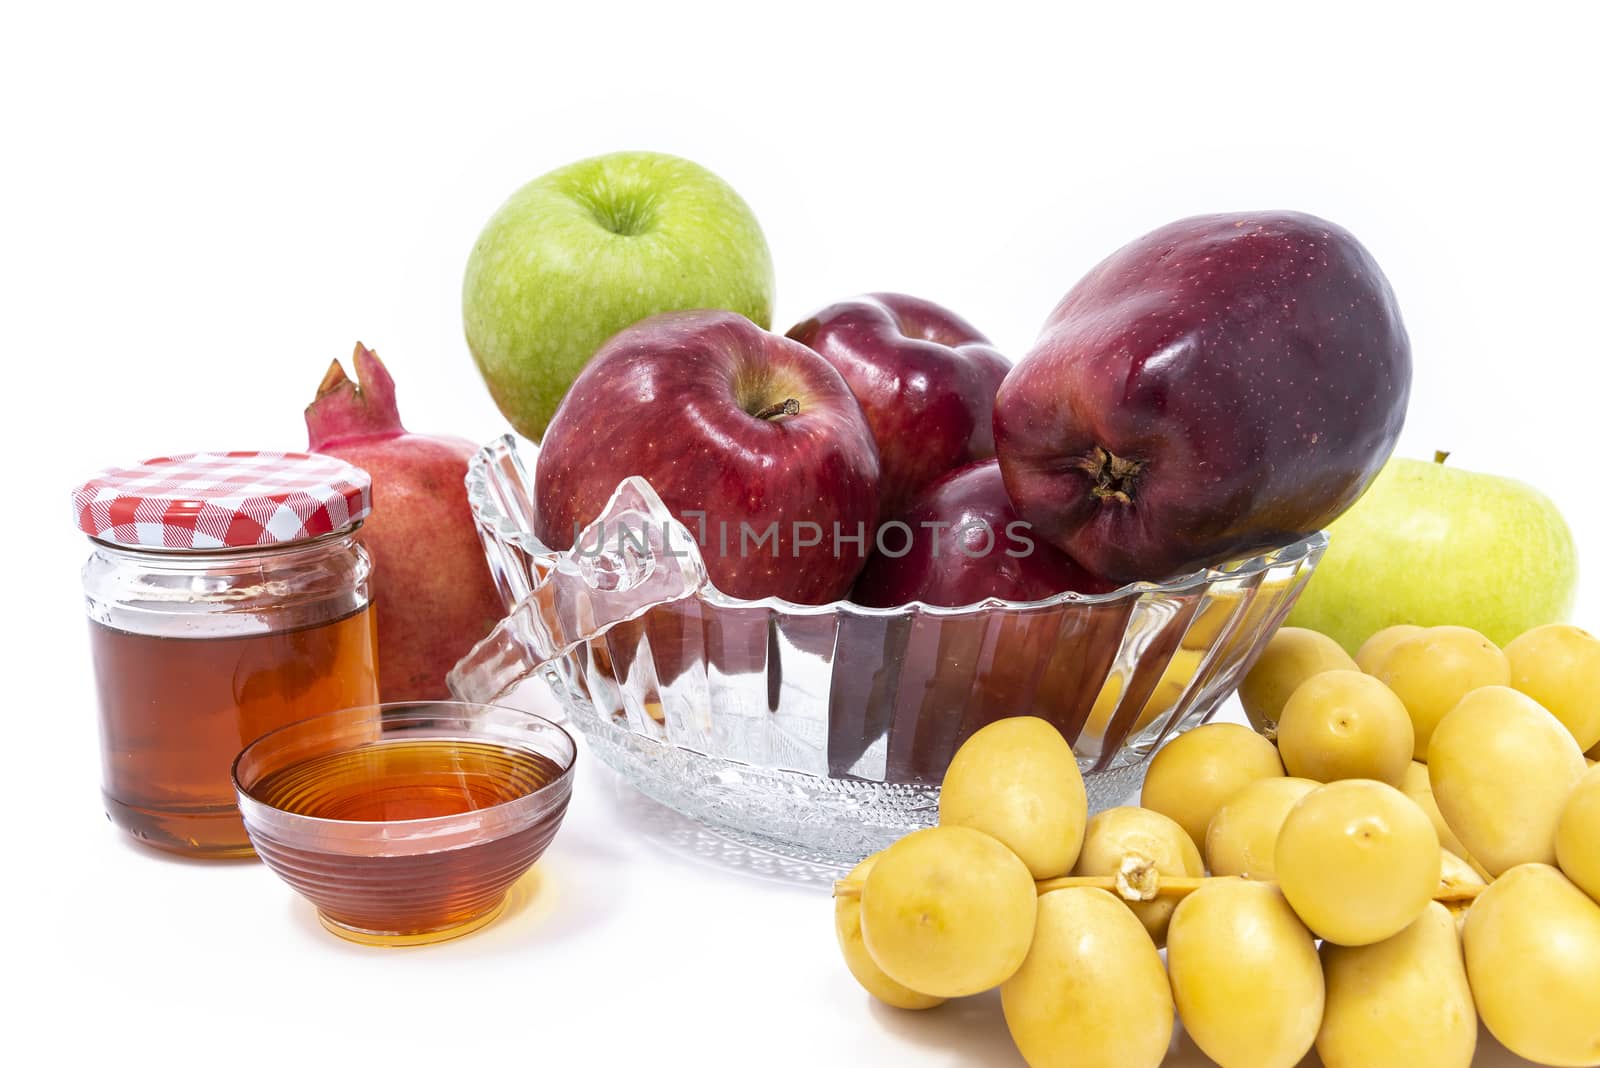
233;701;575;946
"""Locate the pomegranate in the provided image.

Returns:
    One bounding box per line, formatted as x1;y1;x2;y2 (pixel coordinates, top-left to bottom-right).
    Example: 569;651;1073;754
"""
305;343;502;701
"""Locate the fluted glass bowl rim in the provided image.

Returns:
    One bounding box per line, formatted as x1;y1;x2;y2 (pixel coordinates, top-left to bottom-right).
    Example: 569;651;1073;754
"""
467;433;1330;616
233;700;576;848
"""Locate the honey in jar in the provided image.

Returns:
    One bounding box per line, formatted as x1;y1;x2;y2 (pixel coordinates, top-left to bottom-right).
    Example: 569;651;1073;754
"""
73;450;379;857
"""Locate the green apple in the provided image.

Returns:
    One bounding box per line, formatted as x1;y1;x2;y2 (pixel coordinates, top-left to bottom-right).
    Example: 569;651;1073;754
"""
463;151;775;439
1289;453;1578;651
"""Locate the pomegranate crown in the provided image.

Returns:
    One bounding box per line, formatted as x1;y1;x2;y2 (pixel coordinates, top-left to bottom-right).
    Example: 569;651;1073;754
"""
305;342;408;447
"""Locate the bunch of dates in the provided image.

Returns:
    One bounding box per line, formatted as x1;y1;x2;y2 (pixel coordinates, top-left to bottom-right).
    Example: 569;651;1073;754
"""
833;621;1600;1068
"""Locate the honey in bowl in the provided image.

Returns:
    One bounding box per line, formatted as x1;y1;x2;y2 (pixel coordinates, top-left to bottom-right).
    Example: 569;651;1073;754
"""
235;703;576;946
253;739;557;821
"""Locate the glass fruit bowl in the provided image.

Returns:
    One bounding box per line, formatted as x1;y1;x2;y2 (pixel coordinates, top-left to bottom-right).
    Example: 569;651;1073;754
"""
450;435;1325;865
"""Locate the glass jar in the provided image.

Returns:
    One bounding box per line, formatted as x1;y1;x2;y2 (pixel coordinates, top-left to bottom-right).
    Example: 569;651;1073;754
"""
73;451;380;857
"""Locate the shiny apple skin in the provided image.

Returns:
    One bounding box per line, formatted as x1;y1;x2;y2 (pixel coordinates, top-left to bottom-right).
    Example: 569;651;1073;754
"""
853;460;1116;608
994;211;1411;584
787;293;1010;519
534;310;881;604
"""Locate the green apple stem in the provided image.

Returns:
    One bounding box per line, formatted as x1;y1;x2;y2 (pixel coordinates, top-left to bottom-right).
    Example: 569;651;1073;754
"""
754;398;800;421
1434;449;1451;464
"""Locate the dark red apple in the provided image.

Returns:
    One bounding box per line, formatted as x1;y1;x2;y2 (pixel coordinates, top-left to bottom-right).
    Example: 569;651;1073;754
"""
786;293;1010;519
533;310;881;604
994;211;1411;584
853;460;1115;607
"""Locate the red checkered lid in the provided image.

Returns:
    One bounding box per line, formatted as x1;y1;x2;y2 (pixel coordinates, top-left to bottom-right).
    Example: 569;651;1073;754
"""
71;450;373;550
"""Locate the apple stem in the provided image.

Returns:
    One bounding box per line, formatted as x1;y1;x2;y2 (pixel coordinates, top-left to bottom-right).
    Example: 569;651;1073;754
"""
1434;449;1451;465
754;398;801;421
1077;445;1144;503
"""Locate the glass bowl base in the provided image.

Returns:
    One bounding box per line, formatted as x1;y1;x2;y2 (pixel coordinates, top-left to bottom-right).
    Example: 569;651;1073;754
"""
575;695;1149;869
316;897;508;947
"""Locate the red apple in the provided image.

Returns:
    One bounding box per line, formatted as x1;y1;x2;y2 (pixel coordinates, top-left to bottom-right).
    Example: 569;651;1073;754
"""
786;293;1009;519
995;211;1411;584
852;460;1115;607
533;310;881;604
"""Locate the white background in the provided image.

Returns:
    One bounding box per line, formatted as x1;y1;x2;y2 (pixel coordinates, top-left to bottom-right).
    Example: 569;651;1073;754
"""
5;3;1598;1065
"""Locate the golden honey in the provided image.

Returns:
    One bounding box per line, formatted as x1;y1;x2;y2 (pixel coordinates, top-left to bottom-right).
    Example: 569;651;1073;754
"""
238;725;573;945
74;449;379;858
90;607;378;856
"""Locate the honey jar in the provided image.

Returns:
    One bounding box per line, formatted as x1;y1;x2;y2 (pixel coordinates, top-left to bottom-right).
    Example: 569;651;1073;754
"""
73;451;380;857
